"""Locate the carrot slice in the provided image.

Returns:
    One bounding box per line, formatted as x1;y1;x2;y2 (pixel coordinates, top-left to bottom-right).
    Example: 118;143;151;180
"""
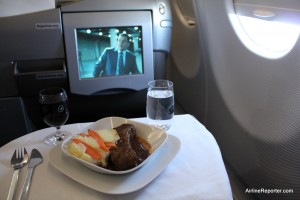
72;138;102;160
104;142;117;148
88;129;109;152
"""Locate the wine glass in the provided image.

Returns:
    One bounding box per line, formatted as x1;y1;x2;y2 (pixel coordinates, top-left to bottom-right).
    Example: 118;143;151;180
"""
39;87;71;145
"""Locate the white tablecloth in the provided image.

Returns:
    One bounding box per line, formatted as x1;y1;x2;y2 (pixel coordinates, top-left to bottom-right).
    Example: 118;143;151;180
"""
0;114;232;200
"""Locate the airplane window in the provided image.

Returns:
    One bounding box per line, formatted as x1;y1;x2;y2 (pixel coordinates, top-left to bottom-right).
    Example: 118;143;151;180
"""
231;1;300;59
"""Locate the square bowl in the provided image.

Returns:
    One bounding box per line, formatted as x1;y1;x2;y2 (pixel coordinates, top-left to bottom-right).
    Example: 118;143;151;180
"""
61;117;168;175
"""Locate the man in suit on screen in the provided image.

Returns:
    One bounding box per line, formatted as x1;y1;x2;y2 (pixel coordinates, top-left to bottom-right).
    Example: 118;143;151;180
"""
93;33;140;77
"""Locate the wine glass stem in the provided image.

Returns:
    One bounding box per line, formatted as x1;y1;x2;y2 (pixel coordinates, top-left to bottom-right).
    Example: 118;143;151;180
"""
55;127;65;141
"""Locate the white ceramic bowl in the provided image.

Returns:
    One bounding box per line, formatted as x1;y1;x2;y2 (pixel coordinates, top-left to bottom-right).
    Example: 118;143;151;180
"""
61;117;168;175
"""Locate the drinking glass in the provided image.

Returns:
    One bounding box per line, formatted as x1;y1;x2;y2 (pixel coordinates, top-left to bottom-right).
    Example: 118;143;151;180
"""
146;80;174;130
39;87;71;145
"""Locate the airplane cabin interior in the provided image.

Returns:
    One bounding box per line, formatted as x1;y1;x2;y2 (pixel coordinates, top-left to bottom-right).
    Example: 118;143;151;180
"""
0;0;299;199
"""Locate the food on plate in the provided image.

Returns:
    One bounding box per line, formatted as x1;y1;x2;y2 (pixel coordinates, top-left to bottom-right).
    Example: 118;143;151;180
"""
110;124;150;170
68;128;120;167
68;123;151;171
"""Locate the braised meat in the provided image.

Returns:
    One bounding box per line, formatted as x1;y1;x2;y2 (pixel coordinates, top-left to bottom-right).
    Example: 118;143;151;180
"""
109;124;150;171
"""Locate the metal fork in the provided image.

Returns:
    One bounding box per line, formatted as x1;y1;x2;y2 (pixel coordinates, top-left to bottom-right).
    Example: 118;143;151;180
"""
7;148;29;200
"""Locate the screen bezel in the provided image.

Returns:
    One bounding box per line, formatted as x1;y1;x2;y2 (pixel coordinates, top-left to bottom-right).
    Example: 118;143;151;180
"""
62;11;154;95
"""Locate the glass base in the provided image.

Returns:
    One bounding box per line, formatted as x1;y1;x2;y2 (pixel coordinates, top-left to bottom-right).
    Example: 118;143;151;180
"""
150;124;171;131
44;130;71;146
147;118;173;131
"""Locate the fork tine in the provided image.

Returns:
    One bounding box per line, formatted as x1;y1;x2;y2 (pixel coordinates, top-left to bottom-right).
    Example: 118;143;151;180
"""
18;148;22;159
19;148;26;159
15;148;24;160
24;148;28;156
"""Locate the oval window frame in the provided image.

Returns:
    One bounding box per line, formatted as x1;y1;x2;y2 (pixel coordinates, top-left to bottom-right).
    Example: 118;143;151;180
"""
231;2;300;59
